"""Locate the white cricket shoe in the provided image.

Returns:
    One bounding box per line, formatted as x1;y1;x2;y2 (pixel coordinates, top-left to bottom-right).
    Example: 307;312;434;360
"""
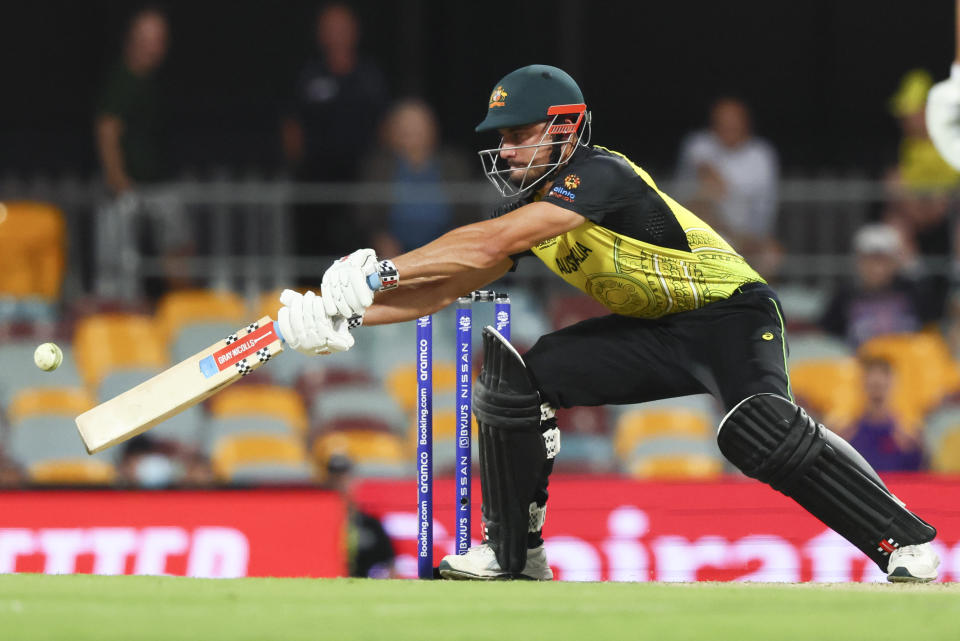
886;542;940;583
438;543;553;581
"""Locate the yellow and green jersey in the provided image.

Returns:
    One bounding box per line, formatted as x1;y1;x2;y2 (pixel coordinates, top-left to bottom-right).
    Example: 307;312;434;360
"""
512;145;763;319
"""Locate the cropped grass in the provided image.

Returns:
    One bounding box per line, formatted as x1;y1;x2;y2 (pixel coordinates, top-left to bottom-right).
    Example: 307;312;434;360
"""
1;574;958;641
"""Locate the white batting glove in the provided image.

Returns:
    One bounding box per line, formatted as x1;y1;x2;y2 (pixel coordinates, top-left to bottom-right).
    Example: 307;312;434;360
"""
321;248;378;319
927;64;960;170
277;289;354;355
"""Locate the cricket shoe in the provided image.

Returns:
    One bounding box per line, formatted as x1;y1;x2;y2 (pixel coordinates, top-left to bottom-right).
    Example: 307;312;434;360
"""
886;542;940;583
438;543;553;581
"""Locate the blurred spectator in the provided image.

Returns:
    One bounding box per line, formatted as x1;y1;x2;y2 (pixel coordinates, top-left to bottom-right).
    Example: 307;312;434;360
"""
94;7;193;299
117;435;179;489
283;4;389;257
117;434;213;489
322;454;395;578
95;7;169;194
675;97;781;278
883;69;960;318
820;224;937;347
0;452;25;489
840;357;923;472
359;99;474;256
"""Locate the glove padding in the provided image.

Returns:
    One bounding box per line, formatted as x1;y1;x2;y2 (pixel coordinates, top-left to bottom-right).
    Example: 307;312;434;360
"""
321;249;378;319
277;289;354;355
927;64;960;170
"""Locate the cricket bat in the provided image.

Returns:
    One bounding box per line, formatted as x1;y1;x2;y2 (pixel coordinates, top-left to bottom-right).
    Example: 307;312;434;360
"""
75;316;285;454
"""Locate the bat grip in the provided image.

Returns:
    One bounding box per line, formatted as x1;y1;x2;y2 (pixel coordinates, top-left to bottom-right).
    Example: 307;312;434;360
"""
367;272;382;291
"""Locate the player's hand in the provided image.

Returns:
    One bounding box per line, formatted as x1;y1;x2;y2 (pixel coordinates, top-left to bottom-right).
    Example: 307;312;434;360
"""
277;289;354;355
320;249;378;319
927;64;960;170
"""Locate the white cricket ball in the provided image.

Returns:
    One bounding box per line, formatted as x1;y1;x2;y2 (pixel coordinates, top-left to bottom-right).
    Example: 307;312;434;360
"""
34;342;63;372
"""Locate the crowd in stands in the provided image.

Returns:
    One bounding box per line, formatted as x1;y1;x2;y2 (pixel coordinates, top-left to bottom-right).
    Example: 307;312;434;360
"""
3;4;960;497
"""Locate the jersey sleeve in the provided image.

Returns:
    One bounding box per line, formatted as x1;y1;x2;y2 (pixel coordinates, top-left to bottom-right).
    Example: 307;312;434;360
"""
544;153;635;224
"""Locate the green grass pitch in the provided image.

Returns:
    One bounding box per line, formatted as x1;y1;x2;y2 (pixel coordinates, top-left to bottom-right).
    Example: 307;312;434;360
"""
1;575;958;641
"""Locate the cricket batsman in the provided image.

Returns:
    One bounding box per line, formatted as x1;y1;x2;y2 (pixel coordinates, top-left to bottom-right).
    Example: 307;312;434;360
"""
278;64;940;582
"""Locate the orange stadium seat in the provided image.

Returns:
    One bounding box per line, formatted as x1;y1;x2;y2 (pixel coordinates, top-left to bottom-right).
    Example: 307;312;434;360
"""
613;409;713;458
0;201;66;299
313;430;407;468
930;428;960;474
28;460;116;485
627;454;723;480
788;357;862;428
73;314;168;388
211;433;311;481
208;384;309;434
155;289;248;342
6;387;96;424
384;362;458;412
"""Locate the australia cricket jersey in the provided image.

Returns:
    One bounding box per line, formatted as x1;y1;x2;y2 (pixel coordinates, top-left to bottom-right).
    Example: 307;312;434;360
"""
519;145;764;318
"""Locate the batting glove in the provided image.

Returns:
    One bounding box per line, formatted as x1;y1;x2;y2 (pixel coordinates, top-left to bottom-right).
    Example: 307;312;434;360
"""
320;248;378;320
278;289;354;355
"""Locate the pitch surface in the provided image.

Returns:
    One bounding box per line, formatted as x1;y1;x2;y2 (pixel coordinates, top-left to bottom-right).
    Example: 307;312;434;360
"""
1;575;958;640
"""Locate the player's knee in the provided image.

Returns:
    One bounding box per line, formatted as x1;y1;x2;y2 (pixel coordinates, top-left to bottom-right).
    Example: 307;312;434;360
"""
716;393;822;489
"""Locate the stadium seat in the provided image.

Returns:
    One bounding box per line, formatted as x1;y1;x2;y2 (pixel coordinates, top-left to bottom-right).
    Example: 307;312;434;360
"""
0;341;84;404
312;430;407;469
6;387;96;424
384;362;457;413
155;289;247;343
211;433;311;481
28;460;117;485
0;201;66;301
311;382;408;433
73;314;168;388
922;403;960;454
788;357;861;427
554;433;616;473
206;416;296;449
169;321;248;363
613;408;713;458
930;427;960;473
227;461;316;485
626;454;723;480
209;384;308;434
97;367;163;401
622;437;723;479
788;332;853;362
10;415;116;484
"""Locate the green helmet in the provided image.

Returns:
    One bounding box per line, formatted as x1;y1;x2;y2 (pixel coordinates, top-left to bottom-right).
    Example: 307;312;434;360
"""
476;64;584;132
476;65;591;197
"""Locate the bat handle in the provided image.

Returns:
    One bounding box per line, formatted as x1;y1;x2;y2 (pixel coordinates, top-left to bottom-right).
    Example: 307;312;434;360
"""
273;320;285;344
367;271;382;291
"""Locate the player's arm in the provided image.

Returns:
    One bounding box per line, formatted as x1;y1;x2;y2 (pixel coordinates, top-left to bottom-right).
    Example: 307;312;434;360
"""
361;260;513;326
390;201;586;280
317;201;586;320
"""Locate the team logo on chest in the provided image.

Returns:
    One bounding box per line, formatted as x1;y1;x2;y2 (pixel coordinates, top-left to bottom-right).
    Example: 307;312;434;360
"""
564;174;581;190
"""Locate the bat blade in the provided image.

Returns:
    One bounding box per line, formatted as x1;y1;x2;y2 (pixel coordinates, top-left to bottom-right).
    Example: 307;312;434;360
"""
76;316;284;454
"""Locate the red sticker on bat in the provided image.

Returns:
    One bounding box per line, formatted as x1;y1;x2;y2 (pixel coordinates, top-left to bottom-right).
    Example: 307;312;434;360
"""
212;323;278;372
